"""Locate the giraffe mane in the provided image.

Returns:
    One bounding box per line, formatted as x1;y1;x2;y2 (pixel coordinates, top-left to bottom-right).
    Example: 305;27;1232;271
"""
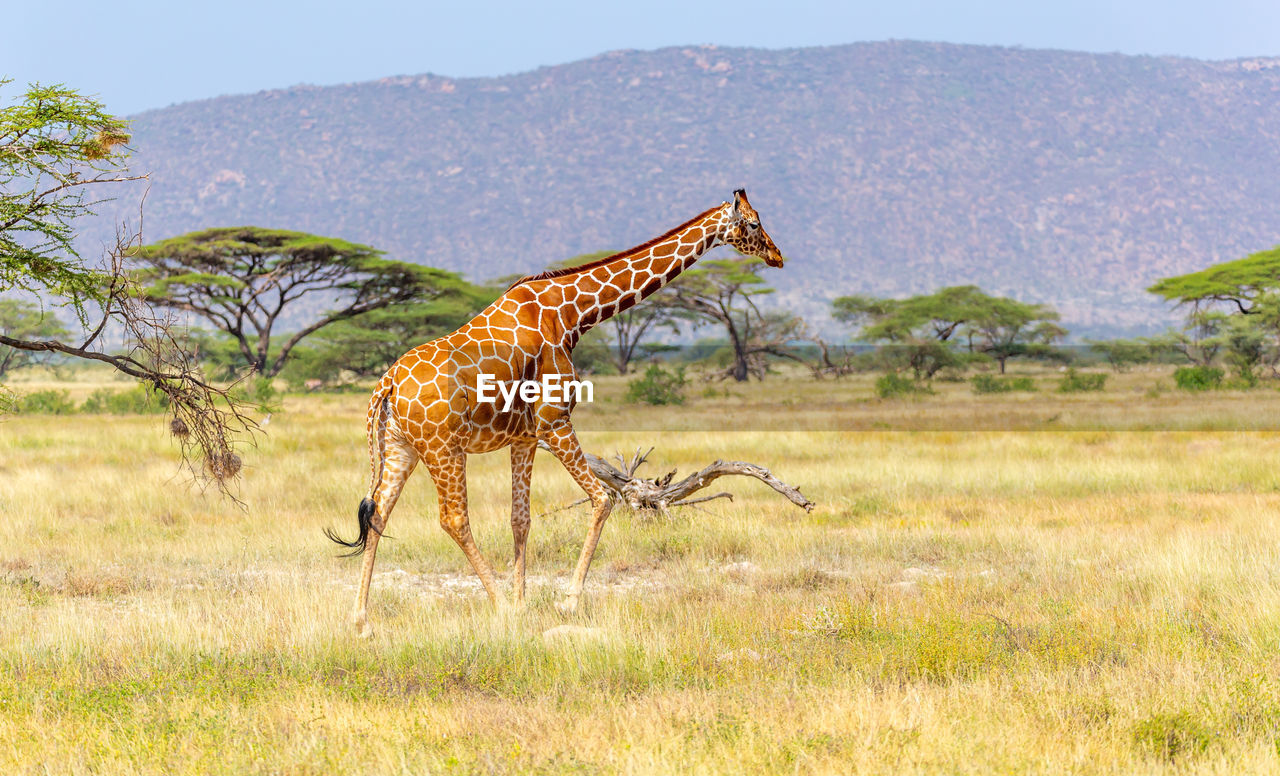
506;204;723;290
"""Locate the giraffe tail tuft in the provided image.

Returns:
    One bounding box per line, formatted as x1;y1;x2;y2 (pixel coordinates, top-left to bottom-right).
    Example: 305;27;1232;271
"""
324;499;379;557
324;378;394;557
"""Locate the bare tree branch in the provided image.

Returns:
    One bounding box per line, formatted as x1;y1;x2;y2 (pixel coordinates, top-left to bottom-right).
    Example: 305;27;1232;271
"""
3;216;258;496
537;442;815;515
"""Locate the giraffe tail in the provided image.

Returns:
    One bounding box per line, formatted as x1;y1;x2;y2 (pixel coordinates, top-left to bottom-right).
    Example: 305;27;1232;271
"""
324;378;394;556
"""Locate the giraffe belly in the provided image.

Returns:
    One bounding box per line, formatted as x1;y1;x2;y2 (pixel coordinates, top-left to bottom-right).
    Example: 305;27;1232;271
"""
463;407;536;453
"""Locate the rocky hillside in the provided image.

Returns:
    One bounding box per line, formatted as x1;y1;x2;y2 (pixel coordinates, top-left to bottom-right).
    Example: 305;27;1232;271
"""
106;41;1280;336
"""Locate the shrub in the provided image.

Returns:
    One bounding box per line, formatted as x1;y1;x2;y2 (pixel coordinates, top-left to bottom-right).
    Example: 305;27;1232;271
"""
875;373;933;399
1173;365;1224;392
971;375;1009;393
971;375;1037;394
80;385;168;414
1131;712;1214;762
626;363;687;406
230;376;281;412
1087;338;1155;372
16;389;77;414
1057;369;1107;393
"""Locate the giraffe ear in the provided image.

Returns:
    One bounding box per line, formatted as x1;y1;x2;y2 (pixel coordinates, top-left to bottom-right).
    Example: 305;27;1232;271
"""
731;189;746;217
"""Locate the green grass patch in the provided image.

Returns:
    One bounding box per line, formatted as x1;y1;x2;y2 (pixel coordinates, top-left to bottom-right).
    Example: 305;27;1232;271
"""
971;375;1037;394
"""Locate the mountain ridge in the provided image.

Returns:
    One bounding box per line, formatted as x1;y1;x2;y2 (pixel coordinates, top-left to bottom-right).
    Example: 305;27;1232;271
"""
97;40;1280;338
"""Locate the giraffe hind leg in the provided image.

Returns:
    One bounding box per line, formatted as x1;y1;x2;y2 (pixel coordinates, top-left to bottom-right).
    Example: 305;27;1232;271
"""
510;439;536;607
348;441;417;638
426;451;509;611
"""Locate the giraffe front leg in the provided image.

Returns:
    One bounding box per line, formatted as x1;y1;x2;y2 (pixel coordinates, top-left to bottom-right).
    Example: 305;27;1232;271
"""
351;442;417;638
540;422;613;614
510;439;536;608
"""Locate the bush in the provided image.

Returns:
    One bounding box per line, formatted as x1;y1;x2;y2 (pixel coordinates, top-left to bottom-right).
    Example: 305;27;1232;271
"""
16;389;76;414
1087;338;1155;372
1131;712;1214;762
1173;365;1224;392
1057;369;1107;393
626;363;687;405
80;385;168;414
1223;376;1259;390
875;373;933;399
970;375;1037;394
933;367;969;383
230;376;281;411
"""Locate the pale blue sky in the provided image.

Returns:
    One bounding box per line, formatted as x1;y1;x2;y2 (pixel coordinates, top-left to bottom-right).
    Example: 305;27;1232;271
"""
6;0;1280;115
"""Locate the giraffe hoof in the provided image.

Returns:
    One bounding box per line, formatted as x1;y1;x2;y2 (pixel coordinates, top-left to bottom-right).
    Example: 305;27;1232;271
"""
555;596;580;615
353;614;374;639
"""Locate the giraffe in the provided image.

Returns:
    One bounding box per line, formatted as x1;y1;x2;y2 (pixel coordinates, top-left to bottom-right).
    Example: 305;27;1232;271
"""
327;189;784;635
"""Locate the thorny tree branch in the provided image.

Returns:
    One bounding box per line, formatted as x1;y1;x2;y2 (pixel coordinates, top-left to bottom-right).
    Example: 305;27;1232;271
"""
1;210;258;498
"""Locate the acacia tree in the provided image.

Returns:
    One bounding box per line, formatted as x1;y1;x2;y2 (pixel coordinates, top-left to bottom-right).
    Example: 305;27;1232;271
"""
0;80;253;484
1148;247;1280;377
1148;245;1280;315
282;285;497;383
734;312;831;379
0;80;135;315
833;286;1064;377
966;298;1066;373
0;300;69;377
667;256;775;381
832;286;985;378
604;293;686;374
135;227;467;377
1085;338;1156;372
1219;312;1277;382
1144;307;1227;367
836;286;990;343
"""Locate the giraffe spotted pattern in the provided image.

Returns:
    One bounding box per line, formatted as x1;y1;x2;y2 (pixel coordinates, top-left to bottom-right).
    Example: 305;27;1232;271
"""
334;189;784;635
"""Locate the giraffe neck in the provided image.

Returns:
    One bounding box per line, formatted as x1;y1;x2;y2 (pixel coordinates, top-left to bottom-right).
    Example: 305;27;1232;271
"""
553;210;726;347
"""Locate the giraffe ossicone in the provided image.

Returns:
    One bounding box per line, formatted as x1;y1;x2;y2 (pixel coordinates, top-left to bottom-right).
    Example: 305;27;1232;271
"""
327;189;785;631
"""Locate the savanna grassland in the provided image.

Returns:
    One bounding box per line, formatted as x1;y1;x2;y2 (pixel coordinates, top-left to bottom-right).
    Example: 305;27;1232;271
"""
4;366;1280;774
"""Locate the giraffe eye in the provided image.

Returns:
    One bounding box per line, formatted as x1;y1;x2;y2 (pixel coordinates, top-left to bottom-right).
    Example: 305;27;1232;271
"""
748;221;760;230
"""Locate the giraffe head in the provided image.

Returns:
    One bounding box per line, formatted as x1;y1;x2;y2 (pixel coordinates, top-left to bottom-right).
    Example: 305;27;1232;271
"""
721;189;784;267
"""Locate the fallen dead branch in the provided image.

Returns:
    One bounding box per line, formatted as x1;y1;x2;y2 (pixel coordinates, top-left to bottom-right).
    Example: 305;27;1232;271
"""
537;443;815;516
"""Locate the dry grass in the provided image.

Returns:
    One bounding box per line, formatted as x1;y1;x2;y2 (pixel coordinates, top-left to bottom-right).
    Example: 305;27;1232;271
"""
572;365;1280;431
3;368;1280;773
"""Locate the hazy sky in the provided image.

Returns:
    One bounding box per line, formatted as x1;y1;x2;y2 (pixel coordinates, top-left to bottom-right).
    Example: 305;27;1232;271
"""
6;0;1280;115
